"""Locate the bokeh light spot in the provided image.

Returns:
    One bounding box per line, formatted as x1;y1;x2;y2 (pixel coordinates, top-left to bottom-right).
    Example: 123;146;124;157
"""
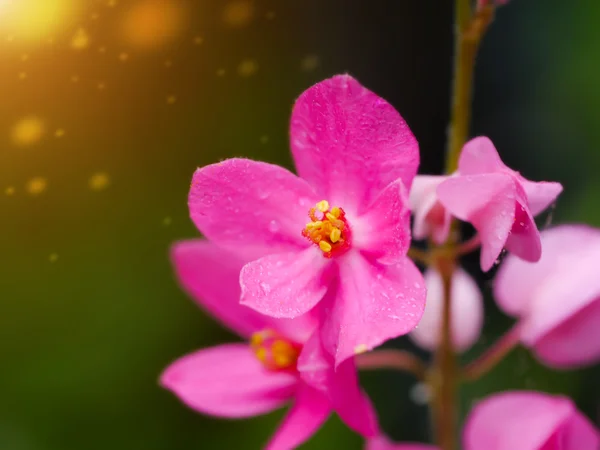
70;27;90;50
121;0;187;50
222;1;254;28
49;253;59;263
163;216;172;226
26;177;47;195
301;54;319;71
118;52;130;62
166;95;177;105
89;172;110;191
237;58;258;77
5;186;15;196
11;116;45;147
55;128;65;138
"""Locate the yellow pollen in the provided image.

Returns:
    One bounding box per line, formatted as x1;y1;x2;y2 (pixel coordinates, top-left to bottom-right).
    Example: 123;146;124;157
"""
255;347;267;362
330;228;341;243
316;200;329;212
250;330;300;371
329;206;341;218
319;241;332;252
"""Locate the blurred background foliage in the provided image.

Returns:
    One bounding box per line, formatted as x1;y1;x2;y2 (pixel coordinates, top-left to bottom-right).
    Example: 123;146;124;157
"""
0;0;598;448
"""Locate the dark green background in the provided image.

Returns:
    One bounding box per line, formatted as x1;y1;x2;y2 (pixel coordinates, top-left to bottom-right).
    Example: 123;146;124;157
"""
1;1;599;448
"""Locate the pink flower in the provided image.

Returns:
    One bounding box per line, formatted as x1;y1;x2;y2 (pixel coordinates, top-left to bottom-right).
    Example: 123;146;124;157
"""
188;75;426;365
409;267;483;353
409;175;453;244
494;225;600;368
463;391;600;450
437;137;562;271
160;240;378;449
366;435;439;450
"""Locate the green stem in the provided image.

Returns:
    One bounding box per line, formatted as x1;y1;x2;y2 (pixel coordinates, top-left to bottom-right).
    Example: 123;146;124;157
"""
356;349;427;381
430;2;495;449
462;324;521;381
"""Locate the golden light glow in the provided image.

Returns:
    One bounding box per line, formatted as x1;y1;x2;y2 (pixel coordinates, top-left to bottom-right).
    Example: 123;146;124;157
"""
222;1;254;28
11;116;46;147
89;172;110;191
0;0;78;43
70;27;90;50
121;0;187;50
237;59;258;77
26;177;47;195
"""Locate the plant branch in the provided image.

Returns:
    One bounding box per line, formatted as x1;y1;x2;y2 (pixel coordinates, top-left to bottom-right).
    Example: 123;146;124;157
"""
356;349;427;381
463;324;521;381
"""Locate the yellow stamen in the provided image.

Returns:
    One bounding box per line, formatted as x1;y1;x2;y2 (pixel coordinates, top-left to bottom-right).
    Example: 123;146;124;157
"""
255;347;267;362
316;200;329;212
319;240;332;253
250;333;263;347
329;206;341;218
330;228;341;243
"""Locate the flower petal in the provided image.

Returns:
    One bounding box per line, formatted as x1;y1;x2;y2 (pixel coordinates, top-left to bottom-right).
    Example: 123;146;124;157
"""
532;298;600;368
297;331;379;437
171;240;317;342
321;253;426;366
437;173;516;271
458;136;505;175
409;267;483;353
504;201;542;263
171;240;271;338
409;175;451;244
240;248;330;319
189;158;318;257
551;408;600;450
265;384;331;450
160;344;297;418
290;74;419;212
495;225;600;316
521;179;563;216
463;391;575;450
353;179;411;264
495;225;600;367
367;435;439;450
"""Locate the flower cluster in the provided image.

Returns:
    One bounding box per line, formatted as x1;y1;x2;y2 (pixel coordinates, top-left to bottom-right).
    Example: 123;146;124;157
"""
159;73;600;449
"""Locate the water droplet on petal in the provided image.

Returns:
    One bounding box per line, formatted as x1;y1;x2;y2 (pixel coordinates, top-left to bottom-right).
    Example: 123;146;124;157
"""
268;220;279;233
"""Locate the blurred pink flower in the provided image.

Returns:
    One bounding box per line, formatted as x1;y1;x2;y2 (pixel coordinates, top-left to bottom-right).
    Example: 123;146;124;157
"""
409;267;483;353
463;391;600;450
188;75;426;366
494;225;600;368
409;175;453;244
437;137;562;271
161;240;379;449
366;435;439;450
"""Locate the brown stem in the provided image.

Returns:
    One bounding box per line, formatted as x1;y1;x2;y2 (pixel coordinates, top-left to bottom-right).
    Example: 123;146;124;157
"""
430;2;495;449
463;324;521;381
408;247;432;266
356;349;427;381
445;3;495;174
431;255;459;450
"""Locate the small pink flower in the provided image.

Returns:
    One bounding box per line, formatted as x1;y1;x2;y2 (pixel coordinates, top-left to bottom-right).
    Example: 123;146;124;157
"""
409;267;483;353
188;75;426;365
463;391;600;450
437;137;562;271
366;435;439;450
494;225;600;368
161;240;379;449
409;175;453;244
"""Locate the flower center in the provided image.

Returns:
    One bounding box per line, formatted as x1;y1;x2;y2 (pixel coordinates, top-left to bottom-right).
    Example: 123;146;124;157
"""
302;200;351;258
250;329;301;371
